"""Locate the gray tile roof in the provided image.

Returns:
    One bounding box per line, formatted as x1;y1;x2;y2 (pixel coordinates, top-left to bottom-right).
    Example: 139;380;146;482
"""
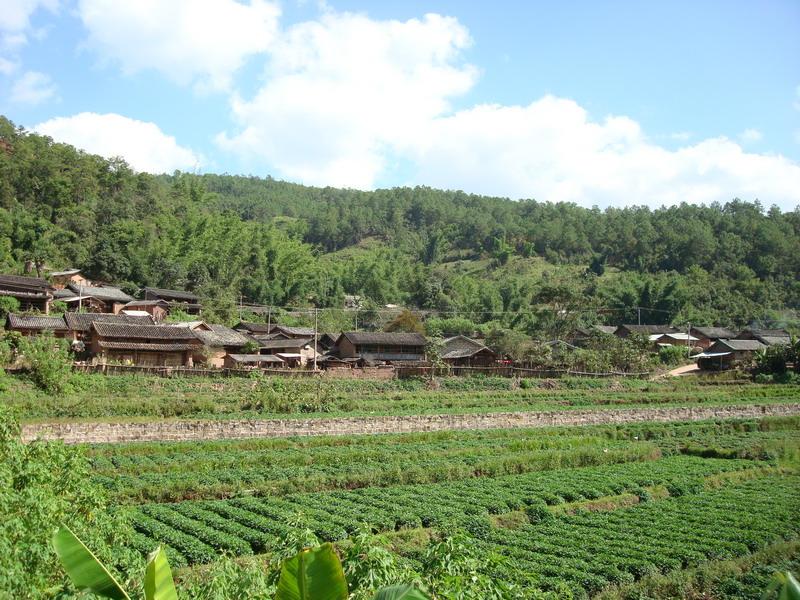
272;324;316;337
228;354;285;363
257;337;314;350
441;335;495;359
144;287;199;302
340;332;427;346
0;274;52;291
98;341;199;352
234;321;272;333
691;326;736;339
194;324;253;348
92;322;200;341
7;314;68;331
617;324;679;335
64;312;155;332
715;339;765;351
69;283;134;303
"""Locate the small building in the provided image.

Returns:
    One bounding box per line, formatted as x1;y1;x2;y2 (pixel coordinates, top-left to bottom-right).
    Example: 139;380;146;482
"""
256;337;320;367
233;321;273;335
440;335;497;366
90;322;202;367
224;354;285;369
121;299;170;322
335;332;426;363
191;323;254;368
6;314;69;338
53;288;107;313
614;324;679;338
695;339;765;371
143;287;202;315
269;324;316;338
0;274;54;313
735;328;791;347
690;327;737;350
569;325;617;346
63;312;156;342
48;269;90;290
68;283;134;314
649;332;699;348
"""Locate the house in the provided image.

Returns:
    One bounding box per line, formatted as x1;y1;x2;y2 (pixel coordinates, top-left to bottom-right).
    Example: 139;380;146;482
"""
120;299;170;322
569;325;617;346
233;321;273;335
269;324;316;338
256;337;319;367
735;328;791;347
614;324;679;338
6;314;69;338
143;287;202;315
191;323;254;368
0;274;54;313
68;283;134;314
440;335;497;366
690;327;737;350
63;312;156;342
649;332;699;348
695;339;765;371
48;269;90;290
52;288;107;313
224;354;285;369
335;332;426;363
90;322;202;367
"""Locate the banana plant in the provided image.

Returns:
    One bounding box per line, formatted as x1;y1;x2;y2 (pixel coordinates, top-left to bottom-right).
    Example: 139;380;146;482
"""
763;571;800;600
54;526;428;600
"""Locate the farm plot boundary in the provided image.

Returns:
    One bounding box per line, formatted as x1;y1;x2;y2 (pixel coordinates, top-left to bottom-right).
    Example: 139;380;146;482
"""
22;402;800;444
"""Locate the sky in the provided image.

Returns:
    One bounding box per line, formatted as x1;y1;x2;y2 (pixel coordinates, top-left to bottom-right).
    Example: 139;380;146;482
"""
1;0;799;209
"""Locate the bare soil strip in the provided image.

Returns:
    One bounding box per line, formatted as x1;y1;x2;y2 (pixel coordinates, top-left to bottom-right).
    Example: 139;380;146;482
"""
21;402;800;445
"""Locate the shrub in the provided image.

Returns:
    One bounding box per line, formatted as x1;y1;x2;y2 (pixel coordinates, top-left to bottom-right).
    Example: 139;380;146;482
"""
18;333;73;394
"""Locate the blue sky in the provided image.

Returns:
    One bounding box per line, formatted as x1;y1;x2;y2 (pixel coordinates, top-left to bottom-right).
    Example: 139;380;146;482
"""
1;0;799;208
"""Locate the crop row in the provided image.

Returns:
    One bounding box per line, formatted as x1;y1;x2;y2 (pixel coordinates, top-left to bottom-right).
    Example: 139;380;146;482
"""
92;417;799;502
464;474;800;596
127;455;757;564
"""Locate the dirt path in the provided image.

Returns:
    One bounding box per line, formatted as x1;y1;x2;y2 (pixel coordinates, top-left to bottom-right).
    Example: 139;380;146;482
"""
21;403;800;445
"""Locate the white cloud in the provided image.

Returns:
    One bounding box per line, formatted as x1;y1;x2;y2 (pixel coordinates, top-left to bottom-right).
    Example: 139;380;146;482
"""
10;70;56;104
408;97;800;208
738;128;763;143
218;11;476;187
0;57;17;75
34;113;201;173
669;131;692;142
78;0;280;90
1;0;58;64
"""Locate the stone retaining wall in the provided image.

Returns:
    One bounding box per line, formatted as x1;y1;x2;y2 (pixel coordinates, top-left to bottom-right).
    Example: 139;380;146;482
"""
20;403;800;445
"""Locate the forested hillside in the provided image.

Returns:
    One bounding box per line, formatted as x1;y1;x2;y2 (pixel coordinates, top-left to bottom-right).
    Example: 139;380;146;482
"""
1;116;798;334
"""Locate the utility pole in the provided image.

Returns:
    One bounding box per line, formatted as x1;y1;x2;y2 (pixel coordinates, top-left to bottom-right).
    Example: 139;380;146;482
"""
267;307;271;332
354;309;358;332
313;307;318;372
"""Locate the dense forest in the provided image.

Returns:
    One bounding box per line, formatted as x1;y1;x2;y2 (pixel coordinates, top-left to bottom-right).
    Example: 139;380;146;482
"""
1;116;798;336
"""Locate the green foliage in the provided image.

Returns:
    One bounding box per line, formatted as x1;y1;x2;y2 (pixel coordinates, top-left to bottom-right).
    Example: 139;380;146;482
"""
658;344;691;365
0;295;20;319
276;543;349;600
18;332;73;393
385;310;425;334
755;344;792;376
0;406;136;599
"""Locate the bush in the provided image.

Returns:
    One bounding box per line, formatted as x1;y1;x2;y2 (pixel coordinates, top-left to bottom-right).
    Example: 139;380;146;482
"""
18;333;73;394
525;502;553;524
659;345;691;365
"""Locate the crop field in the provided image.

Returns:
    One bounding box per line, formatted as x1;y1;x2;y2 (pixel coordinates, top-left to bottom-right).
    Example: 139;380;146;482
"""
8;372;800;421
89;410;800;599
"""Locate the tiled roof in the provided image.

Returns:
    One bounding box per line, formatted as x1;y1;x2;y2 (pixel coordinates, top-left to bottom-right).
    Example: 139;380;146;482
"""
234;321;272;333
92;322;199;341
98;341;198;352
69;283;134;303
618;324;678;335
228;354;285;363
64;312;155;332
0;274;52;290
691;326;736;339
715;339;765;351
257;337;314;350
339;332;427;346
272;324;316;336
7;314;68;331
441;335;494;359
144;287;199;302
48;269;81;277
123;299;169;307
195;324;253;347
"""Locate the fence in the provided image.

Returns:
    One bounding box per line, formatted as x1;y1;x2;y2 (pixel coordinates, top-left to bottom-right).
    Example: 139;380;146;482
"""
395;365;651;379
72;364;319;379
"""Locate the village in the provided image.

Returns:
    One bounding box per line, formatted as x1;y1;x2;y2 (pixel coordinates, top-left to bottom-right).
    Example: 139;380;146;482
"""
0;270;792;377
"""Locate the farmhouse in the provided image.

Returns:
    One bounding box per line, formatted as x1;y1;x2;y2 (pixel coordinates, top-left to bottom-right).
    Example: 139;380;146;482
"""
64;312;156;342
52;288;107;312
48;269;90;290
649;332;699;348
143;287;202;315
689;326;737;350
614;324;679;338
6;314;69;338
120;299;170;321
735;328;791;347
335;332;426;363
224;354;285;369
569;325;617;346
256;337;319;367
0;274;54;313
90;322;202;367
233;321;273;335
440;335;497;366
68;283;134;314
695;339;765;371
190;323;253;368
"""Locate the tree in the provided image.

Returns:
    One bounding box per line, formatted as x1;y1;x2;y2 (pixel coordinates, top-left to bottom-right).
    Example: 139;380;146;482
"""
385;310;424;334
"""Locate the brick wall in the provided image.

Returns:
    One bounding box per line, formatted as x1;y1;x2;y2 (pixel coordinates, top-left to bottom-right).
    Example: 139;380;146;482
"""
20;403;800;445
